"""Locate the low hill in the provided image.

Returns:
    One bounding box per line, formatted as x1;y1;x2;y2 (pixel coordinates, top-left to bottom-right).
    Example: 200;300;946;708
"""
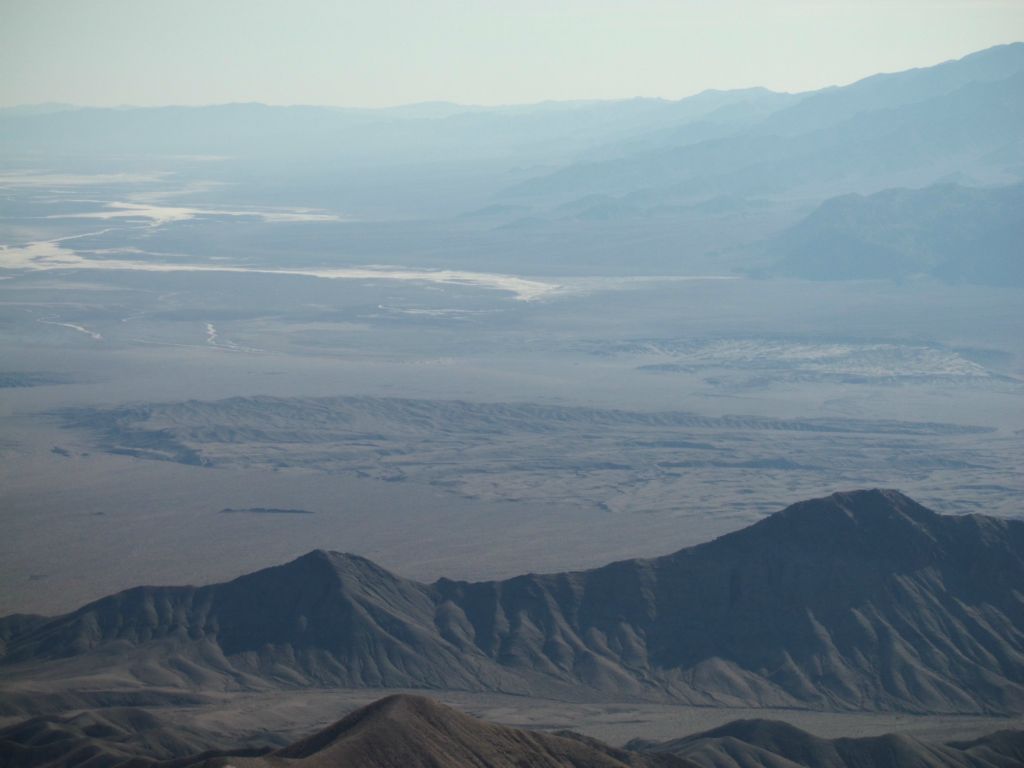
2;490;1023;714
266;694;690;768
637;717;1024;768
0;707;270;768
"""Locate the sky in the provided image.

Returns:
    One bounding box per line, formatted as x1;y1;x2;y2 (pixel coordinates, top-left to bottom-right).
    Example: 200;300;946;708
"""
2;0;1023;108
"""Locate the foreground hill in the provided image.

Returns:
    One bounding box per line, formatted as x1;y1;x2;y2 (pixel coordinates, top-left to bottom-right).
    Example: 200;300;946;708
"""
2;490;1023;714
636;717;1024;768
2;695;1021;768
265;694;690;768
0;696;692;768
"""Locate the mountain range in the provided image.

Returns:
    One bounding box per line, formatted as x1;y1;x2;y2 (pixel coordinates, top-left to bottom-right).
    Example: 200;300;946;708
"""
3;490;1022;715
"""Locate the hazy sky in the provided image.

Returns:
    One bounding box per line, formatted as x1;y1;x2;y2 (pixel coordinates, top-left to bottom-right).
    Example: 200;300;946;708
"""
2;0;1023;108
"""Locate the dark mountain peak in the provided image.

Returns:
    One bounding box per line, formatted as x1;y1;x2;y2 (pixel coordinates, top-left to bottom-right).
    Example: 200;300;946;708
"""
293;547;333;562
273;694;457;759
315;693;457;733
227;549;346;595
283;547;343;570
288;547;372;571
772;488;934;525
269;548;403;589
728;488;943;557
360;692;448;716
274;694;690;767
686;718;817;744
676;489;976;578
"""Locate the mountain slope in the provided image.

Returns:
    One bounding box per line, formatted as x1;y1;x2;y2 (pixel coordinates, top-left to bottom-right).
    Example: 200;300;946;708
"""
2;491;1023;714
756;41;1024;137
637;718;1024;768
433;490;1024;712
767;182;1024;284
0;549;514;692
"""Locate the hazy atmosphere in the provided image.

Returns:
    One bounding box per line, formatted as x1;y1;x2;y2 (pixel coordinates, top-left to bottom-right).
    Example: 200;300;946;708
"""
3;0;1024;106
2;3;1023;768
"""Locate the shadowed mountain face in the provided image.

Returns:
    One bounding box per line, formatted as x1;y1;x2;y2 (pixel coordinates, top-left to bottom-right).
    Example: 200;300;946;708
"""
768;182;1024;284
0;708;272;768
2;491;1023;714
636;718;1024;768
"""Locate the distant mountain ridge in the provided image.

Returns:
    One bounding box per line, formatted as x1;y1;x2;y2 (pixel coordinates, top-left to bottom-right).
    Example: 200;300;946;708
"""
0;87;793;167
507;65;1024;205
756;41;1024;136
2;490;1023;714
3;43;1022;220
